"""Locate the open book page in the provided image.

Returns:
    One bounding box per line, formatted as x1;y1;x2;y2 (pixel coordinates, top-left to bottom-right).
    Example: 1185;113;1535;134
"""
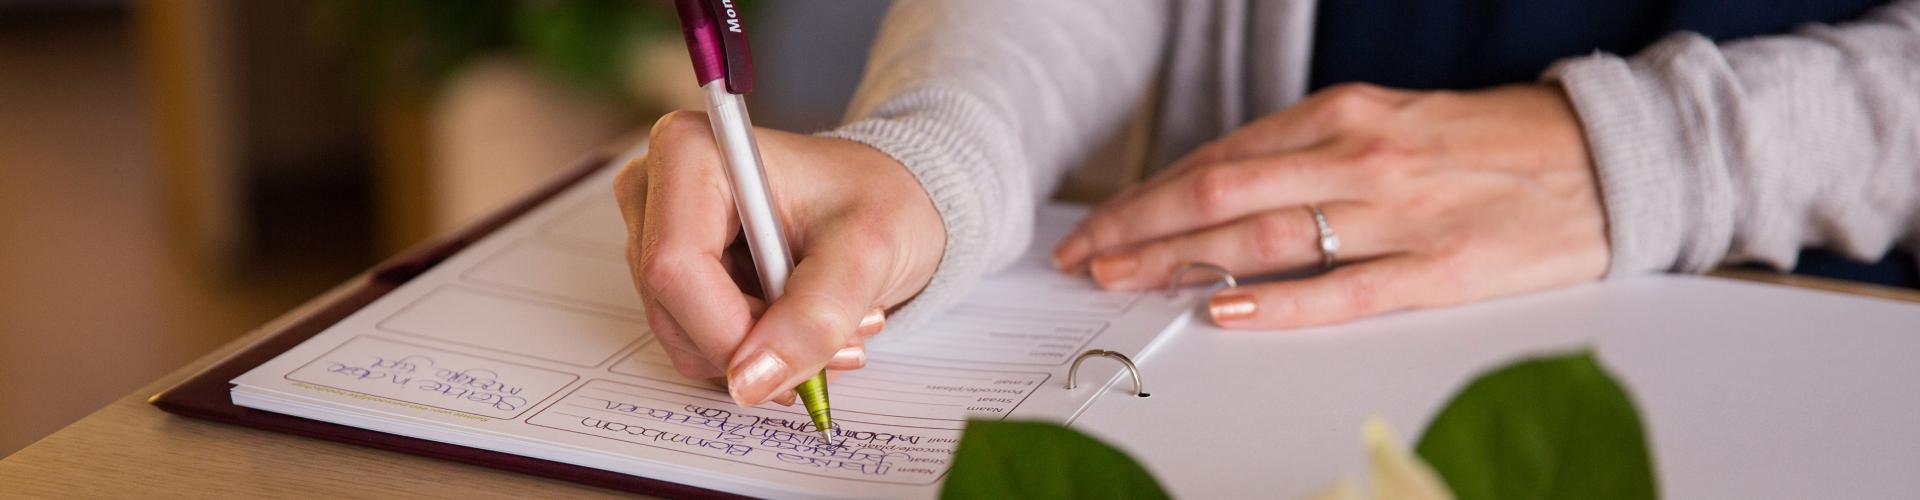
230;162;1200;498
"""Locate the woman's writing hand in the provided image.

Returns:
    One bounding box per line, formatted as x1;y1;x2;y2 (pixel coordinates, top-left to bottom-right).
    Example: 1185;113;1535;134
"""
617;111;943;406
1053;83;1608;328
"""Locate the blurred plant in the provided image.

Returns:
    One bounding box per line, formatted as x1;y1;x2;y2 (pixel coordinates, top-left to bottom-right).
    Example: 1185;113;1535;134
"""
942;351;1656;500
944;420;1169;499
313;0;690;101
1412;350;1656;500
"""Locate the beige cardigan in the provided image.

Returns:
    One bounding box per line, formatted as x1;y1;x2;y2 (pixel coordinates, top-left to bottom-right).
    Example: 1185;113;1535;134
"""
821;0;1920;330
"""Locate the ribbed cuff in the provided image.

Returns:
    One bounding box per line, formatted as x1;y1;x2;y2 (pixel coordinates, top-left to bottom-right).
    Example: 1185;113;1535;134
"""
1543;36;1733;277
817;90;1018;334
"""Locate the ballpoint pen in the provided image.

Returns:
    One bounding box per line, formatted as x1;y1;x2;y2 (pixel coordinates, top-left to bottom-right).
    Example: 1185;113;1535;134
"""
670;0;835;445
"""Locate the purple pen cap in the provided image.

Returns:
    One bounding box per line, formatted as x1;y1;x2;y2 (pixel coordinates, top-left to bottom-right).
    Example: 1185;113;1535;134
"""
672;0;755;94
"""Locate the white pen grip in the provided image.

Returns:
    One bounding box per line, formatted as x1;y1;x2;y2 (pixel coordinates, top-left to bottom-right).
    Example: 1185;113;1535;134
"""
702;81;794;301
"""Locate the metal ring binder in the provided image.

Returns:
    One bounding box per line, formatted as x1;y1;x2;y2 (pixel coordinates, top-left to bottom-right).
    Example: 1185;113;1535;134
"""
1066;349;1145;396
1063;262;1233;398
1167;261;1238;297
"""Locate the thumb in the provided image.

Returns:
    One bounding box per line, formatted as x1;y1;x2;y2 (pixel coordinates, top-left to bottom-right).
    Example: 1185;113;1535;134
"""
724;234;888;407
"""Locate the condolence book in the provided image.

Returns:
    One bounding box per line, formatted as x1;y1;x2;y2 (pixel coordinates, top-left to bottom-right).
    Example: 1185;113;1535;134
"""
170;150;1206;498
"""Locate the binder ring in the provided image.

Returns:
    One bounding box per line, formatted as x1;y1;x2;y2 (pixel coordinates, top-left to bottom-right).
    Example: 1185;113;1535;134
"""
1167;261;1238;297
1066;349;1145;397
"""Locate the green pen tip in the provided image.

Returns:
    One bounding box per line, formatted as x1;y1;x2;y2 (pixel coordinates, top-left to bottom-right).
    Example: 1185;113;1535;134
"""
795;372;833;445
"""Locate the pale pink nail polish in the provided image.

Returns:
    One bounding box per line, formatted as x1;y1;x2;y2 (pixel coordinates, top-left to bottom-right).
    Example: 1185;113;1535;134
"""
856;309;886;337
832;346;868;368
728;350;788;406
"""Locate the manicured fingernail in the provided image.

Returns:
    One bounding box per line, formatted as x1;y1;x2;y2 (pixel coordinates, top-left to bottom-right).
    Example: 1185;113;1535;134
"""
1089;254;1140;284
728;350;788;406
832;346;868;368
856;309;886;337
1209;292;1258;323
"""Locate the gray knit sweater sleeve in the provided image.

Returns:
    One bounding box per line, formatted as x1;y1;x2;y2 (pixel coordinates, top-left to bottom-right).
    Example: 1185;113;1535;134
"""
819;0;1168;330
1546;0;1920;277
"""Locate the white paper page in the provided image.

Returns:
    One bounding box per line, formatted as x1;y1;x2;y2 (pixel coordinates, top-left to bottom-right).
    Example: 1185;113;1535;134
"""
231;162;1197;498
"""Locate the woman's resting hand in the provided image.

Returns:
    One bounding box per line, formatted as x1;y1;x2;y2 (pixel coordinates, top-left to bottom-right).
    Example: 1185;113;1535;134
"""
1053;83;1610;329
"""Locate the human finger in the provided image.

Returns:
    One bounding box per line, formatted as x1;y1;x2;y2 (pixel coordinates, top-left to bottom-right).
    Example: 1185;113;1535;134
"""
724;233;891;407
631;111;759;371
1110;83;1412;208
781;310;883;404
1205;255;1442;329
1055;145;1362;270
825;338;868;372
823;309;884;371
1089;203;1397;291
642;298;723;380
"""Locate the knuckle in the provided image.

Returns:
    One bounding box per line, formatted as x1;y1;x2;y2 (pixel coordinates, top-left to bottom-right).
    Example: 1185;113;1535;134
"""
613;161;662;216
649;110;711;144
636;252;690;296
788;297;852;346
625;245;649;295
613;158;646;202
1341;270;1384;316
1082;216;1124;251
1265;291;1302;320
1188;166;1241;220
1248;211;1302;265
1316;83;1383;126
837;219;894;250
1347;140;1405;171
1320;83;1369;102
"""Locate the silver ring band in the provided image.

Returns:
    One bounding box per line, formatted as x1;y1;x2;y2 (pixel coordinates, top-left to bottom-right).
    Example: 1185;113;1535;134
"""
1308;204;1340;268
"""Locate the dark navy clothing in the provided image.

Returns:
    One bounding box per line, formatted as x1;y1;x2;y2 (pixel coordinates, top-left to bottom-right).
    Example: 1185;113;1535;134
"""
1308;0;1889;91
1307;0;1916;288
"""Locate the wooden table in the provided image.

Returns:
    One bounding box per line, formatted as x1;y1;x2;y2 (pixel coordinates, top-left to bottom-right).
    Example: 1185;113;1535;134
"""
4;270;1916;498
0;278;632;498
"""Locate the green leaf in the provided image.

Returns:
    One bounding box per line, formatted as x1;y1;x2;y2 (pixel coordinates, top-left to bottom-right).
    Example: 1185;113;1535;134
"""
1415;351;1657;500
942;420;1170;500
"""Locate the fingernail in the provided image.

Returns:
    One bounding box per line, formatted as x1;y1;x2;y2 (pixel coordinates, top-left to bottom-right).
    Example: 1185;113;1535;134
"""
728;350;789;406
773;392;796;407
856;309;886;337
832;346;868;368
1209;292;1258;323
1089;254;1140;284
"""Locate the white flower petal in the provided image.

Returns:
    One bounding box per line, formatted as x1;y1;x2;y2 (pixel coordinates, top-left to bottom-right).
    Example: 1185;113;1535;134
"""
1363;416;1454;500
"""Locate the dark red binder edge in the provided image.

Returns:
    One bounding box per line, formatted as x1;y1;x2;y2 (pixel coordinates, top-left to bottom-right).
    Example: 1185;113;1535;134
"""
148;154;741;499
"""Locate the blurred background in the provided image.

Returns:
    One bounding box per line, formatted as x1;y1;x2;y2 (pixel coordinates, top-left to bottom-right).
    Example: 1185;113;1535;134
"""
0;0;889;456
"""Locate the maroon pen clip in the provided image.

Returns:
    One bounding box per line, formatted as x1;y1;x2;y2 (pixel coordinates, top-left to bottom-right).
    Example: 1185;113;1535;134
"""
673;0;755;94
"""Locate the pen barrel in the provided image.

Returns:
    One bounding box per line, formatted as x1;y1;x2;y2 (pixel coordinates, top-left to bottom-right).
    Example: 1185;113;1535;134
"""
701;82;792;300
700;82;827;431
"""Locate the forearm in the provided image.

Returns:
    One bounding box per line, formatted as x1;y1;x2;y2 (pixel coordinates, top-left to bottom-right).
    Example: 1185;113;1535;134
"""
1546;0;1920;276
820;0;1168;328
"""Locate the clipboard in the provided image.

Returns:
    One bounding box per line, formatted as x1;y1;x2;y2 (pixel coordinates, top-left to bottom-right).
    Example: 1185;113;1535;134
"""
147;154;739;498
